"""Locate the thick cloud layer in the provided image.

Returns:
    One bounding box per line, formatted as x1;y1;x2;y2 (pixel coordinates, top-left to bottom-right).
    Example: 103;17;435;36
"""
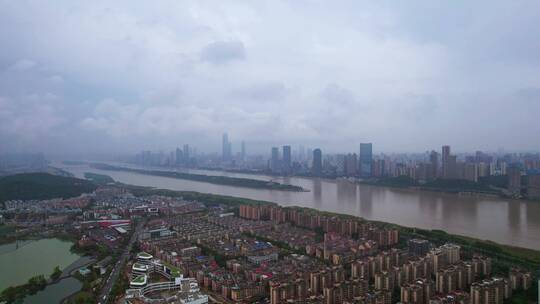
1;1;539;155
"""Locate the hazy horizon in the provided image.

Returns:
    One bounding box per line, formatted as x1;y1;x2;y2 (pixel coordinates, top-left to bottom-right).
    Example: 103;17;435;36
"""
1;1;540;155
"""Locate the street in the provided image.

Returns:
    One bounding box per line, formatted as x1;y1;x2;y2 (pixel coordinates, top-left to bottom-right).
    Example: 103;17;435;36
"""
98;220;144;304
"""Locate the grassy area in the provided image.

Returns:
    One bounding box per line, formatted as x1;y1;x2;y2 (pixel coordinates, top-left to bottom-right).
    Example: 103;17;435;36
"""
0;173;97;202
126;185;279;208
422;178;499;194
131;275;146;284
83;172;115;185
361;176;503;195
399;228;540;273
162;261;182;278
506;284;538;304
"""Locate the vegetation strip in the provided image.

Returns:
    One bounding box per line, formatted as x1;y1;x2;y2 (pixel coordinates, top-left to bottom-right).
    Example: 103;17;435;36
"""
90;163;306;191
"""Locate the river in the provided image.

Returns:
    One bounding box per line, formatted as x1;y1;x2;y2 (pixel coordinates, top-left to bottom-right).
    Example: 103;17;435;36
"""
60;163;540;250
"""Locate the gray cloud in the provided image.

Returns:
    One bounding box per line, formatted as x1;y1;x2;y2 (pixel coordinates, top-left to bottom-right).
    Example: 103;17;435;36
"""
230;82;287;102
200;41;246;64
0;1;539;155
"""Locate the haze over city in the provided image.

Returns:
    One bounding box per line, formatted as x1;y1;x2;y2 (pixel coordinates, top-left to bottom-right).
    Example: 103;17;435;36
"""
1;1;540;156
3;2;540;304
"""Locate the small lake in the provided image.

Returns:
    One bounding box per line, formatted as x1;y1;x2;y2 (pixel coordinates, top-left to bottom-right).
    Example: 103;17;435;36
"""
23;277;82;304
0;238;80;292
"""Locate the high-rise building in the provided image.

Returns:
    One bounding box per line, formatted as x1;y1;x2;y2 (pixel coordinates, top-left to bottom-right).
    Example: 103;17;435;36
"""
441;243;461;264
360;143;373;177
464;163;478;182
222;133;232;161
470;278;511;304
442;145;451;179
344;153;358;177
408;239;430;257
312;148;322;176
282;145;291;173
401;278;432;304
526;174;540;199
447;155;457;179
241;141;246;161
436;265;465;294
175;147;183;165
183;144;189;162
507;166;521;195
271;147;280;172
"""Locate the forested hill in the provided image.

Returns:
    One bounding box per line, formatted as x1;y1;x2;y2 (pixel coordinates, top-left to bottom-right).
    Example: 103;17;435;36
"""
0;173;96;202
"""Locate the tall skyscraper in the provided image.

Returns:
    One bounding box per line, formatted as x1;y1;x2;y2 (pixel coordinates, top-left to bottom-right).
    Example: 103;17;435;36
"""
241;141;246;161
359;143;373;177
344;153;358;176
271;147;280;172
507;165;521;195
175;147;183;165
183;144;189;162
222;133;232;161
442;145;450;179
447;155;457;179
312;148;322;176
282;145;291;173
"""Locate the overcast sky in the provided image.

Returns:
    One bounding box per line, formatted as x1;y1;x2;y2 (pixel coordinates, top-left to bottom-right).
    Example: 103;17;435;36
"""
1;1;539;156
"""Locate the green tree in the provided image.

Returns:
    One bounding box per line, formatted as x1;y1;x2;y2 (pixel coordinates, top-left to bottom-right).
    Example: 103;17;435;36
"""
50;266;62;280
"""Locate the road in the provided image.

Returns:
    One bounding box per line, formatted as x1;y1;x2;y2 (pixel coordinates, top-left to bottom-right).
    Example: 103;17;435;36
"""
98;220;145;304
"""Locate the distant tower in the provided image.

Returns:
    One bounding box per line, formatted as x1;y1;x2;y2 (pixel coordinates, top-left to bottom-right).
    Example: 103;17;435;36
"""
345;153;358;177
175;147;183;165
282;145;291;173
183;144;189;162
271;147;280;172
507;165;521;195
312;149;322;176
359;143;373;177
442;145;450;179
222;133;232;161
241;141;246;161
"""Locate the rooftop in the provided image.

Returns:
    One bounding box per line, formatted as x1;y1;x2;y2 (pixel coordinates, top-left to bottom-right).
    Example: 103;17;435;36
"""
137;252;153;259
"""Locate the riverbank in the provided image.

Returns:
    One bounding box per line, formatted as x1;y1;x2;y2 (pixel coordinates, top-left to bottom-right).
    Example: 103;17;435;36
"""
125;184;540;269
57;162;540;250
90;163;307;192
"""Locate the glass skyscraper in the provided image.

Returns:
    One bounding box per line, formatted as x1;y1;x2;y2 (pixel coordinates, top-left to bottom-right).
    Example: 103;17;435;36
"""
359;143;372;177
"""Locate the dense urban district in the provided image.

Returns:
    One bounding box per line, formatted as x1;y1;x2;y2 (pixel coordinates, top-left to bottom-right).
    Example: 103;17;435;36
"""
0;172;538;304
126;137;540;201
